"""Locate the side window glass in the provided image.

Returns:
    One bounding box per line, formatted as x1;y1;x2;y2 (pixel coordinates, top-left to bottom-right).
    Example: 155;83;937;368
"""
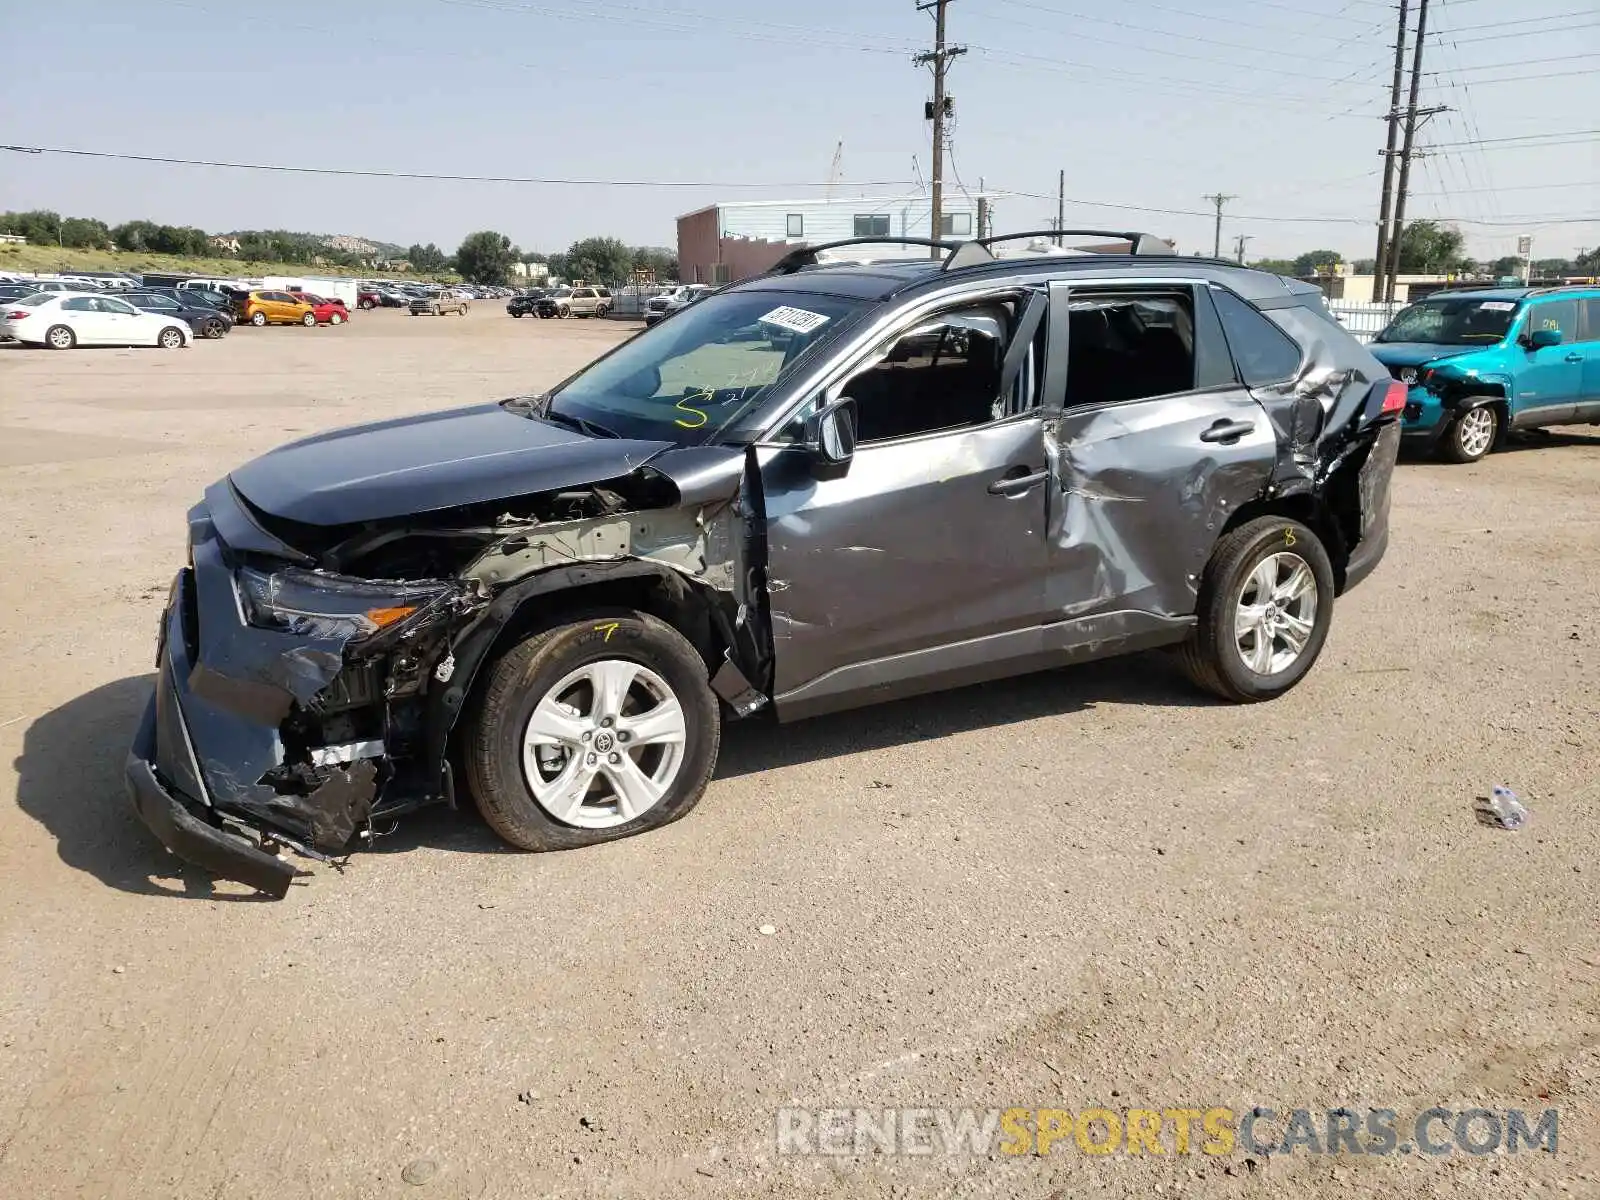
840;301;1018;443
1209;287;1303;386
1581;298;1600;344
1531;300;1577;342
62;297;96;312
1063;292;1196;406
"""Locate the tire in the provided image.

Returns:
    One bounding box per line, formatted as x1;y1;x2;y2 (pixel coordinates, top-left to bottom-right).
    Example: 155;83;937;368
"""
1176;516;1335;703
558;306;571;319
249;311;267;327
204;319;226;339
511;310;524;318
302;311;317;327
329;312;343;326
157;326;185;350
1438;404;1498;464
359;300;374;311
464;610;721;852
45;324;76;350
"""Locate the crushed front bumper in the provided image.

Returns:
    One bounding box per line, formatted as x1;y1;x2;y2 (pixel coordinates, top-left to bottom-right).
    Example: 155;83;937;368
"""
125;693;298;897
125;507;392;894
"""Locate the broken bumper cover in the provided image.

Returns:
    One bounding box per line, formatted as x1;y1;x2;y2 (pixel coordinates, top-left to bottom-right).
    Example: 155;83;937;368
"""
125;695;298;898
126;517;393;893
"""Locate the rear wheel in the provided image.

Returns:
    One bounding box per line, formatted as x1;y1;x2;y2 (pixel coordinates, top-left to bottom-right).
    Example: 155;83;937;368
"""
250;311;267;327
464;611;720;852
157;326;185;350
1439;405;1497;464
1176;517;1335;703
45;324;76;350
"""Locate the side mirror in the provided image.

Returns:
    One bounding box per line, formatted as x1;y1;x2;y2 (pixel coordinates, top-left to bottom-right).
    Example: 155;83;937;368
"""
807;397;858;468
1526;327;1562;349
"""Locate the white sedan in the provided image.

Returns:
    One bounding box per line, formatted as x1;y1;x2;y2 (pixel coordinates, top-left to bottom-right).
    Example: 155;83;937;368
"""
1;292;193;350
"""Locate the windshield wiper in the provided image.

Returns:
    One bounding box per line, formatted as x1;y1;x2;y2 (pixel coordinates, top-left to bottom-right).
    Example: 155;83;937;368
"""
540;407;621;440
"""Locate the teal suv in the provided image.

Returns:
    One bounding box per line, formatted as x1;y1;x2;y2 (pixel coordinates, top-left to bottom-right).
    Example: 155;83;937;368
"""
1370;286;1600;462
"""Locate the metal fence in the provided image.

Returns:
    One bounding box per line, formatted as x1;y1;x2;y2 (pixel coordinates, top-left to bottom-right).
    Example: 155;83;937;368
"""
1326;300;1403;344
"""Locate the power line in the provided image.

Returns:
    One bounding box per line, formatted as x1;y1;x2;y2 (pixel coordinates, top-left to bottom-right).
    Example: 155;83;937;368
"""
1426;52;1596;75
0;144;921;189
1425;130;1600;148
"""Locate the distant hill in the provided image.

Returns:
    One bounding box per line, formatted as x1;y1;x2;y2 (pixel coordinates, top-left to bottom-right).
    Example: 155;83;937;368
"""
219;231;406;259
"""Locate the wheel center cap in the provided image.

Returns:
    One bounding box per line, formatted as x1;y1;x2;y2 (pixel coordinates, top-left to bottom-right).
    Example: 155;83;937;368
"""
593;731;615;753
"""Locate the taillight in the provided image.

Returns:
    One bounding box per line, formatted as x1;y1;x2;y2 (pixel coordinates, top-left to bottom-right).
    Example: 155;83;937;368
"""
6;310;31;320
1379;380;1406;416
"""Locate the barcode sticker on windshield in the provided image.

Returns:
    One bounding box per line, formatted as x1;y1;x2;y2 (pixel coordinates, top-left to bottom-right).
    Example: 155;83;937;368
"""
760;306;831;335
1480;301;1516;311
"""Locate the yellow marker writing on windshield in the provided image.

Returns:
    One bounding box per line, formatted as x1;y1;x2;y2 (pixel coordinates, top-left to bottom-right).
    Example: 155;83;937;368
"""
673;394;710;429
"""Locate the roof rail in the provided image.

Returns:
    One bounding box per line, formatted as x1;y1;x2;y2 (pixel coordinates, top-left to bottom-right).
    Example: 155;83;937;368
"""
768;237;959;275
939;229;1174;271
1526;283;1595;297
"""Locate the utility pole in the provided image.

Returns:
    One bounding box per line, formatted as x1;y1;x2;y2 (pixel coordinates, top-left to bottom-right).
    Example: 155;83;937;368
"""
1384;0;1446;302
1056;169;1065;246
1203;193;1234;259
1372;0;1409;301
915;0;966;257
1234;234;1252;265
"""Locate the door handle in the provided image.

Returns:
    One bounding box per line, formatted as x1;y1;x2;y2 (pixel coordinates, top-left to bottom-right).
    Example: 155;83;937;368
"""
1565;353;1584;363
988;468;1049;496
1200;418;1255;444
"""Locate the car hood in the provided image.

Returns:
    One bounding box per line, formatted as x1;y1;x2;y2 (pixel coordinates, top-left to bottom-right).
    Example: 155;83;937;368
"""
229;401;675;526
1369;342;1486;369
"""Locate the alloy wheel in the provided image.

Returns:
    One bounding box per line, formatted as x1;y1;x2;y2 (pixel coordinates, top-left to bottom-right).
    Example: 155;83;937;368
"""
520;659;687;829
1234;552;1319;676
1457;408;1495;459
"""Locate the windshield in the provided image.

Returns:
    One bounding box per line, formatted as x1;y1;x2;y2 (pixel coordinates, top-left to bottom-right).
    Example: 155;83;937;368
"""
1375;297;1520;346
544;290;865;444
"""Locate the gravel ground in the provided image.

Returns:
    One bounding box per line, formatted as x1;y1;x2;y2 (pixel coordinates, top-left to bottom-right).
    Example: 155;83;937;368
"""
0;307;1596;1199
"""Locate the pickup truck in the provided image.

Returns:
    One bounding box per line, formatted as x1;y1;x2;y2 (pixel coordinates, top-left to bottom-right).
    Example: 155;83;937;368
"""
410;290;471;317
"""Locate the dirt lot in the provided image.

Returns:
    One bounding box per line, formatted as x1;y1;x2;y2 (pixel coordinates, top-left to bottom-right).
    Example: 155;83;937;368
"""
1;307;1596;1199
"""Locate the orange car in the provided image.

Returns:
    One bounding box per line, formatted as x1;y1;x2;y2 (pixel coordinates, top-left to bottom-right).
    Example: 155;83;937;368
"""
232;290;317;327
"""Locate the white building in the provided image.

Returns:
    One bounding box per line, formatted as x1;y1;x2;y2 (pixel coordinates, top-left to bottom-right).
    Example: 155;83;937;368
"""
678;194;991;284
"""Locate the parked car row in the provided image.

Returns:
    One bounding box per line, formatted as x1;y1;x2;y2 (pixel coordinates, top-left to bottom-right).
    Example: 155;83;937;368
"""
505;285;614;319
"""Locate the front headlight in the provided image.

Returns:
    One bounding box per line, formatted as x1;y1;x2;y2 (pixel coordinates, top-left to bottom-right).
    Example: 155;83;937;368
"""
237;567;452;641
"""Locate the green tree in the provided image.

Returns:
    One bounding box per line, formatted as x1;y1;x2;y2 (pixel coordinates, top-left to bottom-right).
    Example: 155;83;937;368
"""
1291;249;1343;276
1575;247;1599;274
454;230;517;284
59;217;111;249
1488;255;1523;277
1532;257;1572;277
563;236;634;285
1396;220;1466;274
1;210;63;244
112;220;161;252
520;251;549;265
408;242;449;272
1352;258;1377;274
1249;258;1298;275
631;245;678;282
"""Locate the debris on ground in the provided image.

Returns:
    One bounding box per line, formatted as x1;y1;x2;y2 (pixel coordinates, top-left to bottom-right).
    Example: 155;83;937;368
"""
400;1159;439;1186
1475;785;1528;830
758;925;776;936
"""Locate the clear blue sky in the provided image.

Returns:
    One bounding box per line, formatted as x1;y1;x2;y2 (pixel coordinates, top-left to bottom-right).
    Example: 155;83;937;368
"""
3;0;1596;261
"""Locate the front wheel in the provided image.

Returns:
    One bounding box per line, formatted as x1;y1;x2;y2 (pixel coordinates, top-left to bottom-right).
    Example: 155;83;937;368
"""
464;611;721;852
511;310;524;318
302;311;317;327
1176;517;1335;703
329;312;343;326
359;300;374;310
204;319;226;339
1439;405;1498;464
157;326;185;349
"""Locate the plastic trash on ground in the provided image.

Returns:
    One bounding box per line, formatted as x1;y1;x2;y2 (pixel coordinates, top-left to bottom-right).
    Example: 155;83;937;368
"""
1474;785;1528;830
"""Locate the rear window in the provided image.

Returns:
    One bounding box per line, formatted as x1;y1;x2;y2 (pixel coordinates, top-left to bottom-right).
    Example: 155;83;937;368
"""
1209;287;1304;386
14;294;53;306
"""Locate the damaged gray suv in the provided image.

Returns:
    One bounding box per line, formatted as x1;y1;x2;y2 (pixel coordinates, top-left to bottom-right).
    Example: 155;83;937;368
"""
128;231;1404;896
